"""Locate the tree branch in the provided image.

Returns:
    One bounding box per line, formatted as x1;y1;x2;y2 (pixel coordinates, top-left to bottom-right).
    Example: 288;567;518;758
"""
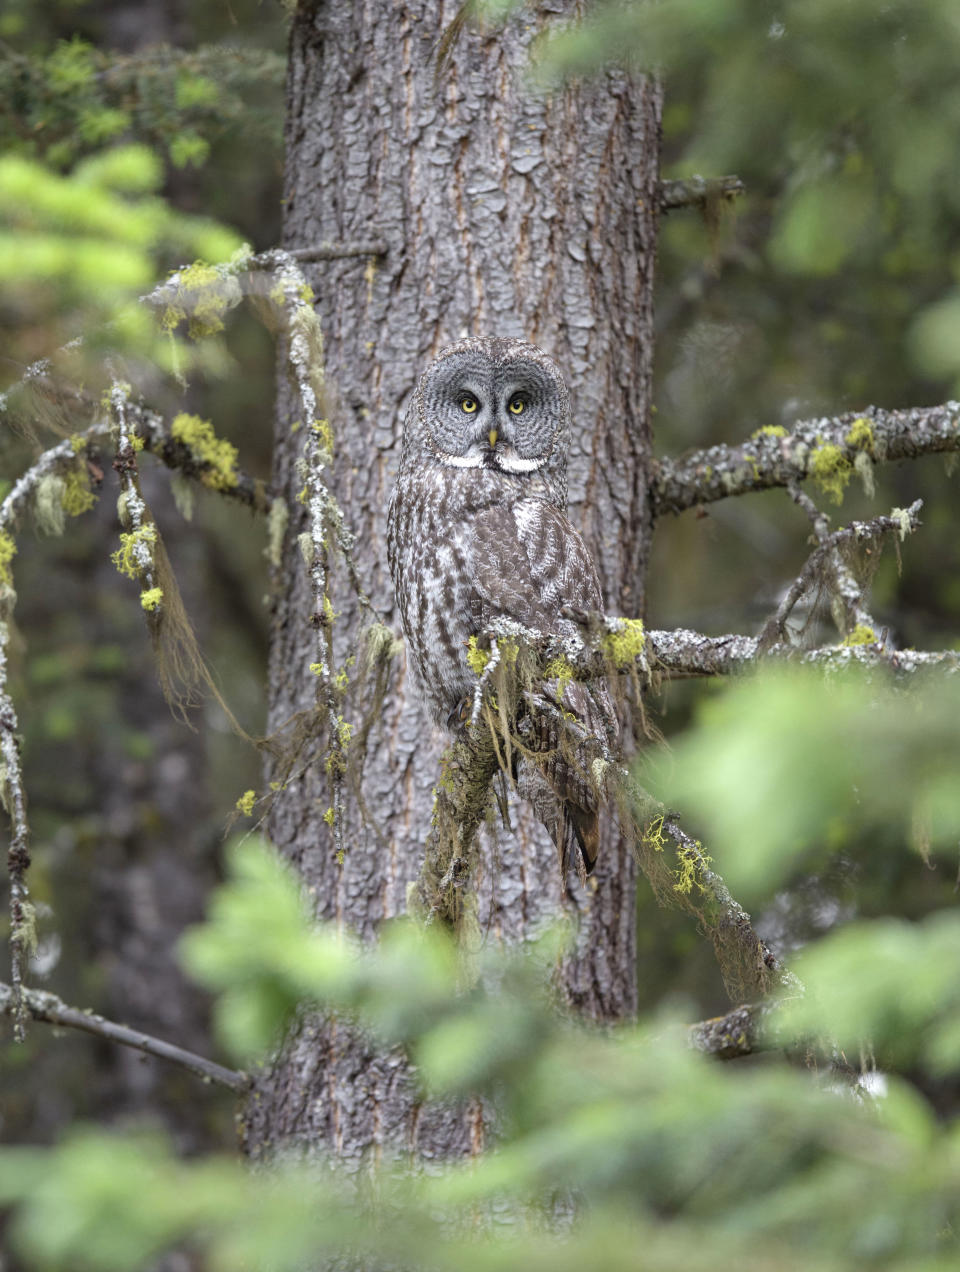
688;1002;770;1059
0;981;248;1091
471;617;960;684
756;498;922;649
651;403;960;518
659;174;745;213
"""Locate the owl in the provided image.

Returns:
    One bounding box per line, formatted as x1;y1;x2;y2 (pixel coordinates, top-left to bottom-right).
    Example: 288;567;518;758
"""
387;337;617;879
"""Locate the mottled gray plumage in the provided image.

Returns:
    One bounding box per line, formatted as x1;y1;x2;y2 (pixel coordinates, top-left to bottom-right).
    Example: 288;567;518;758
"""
387;337;617;877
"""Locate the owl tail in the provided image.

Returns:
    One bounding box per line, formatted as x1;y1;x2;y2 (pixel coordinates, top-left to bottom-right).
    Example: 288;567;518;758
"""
567;805;599;878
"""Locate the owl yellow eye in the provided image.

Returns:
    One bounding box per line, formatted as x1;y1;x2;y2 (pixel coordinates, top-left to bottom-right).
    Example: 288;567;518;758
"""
460;396;478;414
508;397;525;415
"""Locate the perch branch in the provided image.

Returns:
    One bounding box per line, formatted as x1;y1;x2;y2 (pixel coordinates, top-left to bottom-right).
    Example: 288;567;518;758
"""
659;174;745;213
0;981;247;1091
470;617;960;684
651;402;960;518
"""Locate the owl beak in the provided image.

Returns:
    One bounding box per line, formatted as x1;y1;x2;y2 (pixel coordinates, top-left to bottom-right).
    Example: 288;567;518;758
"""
488;429;498;449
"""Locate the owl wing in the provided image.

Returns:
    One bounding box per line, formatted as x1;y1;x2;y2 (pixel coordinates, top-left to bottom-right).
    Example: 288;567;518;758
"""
469;501;617;877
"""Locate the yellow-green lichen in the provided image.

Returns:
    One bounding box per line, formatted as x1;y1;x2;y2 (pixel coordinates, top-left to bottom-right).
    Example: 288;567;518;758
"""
603;618;645;667
643;814;666;853
544;654;575;697
841;624;877;647
312;418;334;454
809;440;852;505
751;424;789;440
236;789;256;816
171;413;238;491
69;433;87;453
309;662;326;677
466;635;490;675
845;417;875;453
0;533;16;588
130;433;145;452
674;841;711;895
111;524;157;580
323;805;335;826
139;586;164;611
173;261;230;339
61;467;97;516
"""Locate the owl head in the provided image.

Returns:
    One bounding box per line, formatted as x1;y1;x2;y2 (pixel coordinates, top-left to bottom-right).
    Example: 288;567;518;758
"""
401;336;570;501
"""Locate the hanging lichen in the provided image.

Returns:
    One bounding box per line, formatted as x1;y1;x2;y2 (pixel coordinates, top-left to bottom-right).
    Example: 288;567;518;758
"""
171;413;238;490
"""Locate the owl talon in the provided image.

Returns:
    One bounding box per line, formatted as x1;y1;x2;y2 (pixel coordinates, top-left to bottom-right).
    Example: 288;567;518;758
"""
447;697;472;730
560;605;595;627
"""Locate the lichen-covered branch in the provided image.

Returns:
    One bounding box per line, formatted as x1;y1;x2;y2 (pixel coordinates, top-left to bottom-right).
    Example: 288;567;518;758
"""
660;814;784;1001
0;680;30;1042
470;615;960;684
265;250;353;858
647;629;960;678
0;981;247;1091
651;403;960;517
688;1002;769;1059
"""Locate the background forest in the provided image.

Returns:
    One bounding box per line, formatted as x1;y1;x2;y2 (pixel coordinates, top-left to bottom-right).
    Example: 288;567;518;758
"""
2;1;960;1269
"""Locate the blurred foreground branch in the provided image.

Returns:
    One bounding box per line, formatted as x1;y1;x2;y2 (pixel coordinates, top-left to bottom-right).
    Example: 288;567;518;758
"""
0;982;247;1091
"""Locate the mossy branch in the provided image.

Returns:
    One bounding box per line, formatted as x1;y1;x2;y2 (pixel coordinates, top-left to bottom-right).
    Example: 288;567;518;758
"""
651;403;960;518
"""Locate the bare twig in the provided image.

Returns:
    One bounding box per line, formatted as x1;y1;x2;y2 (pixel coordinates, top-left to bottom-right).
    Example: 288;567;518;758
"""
757;499;922;649
651;403;960;518
659;174;745;213
0;981;247;1091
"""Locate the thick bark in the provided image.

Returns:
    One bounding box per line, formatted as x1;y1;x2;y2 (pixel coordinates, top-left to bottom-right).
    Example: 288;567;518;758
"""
247;1;661;1164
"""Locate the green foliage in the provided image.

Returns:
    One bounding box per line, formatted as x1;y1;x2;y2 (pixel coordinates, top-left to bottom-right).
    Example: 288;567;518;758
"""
780;911;960;1072
648;668;960;902
1;836;960;1269
0;145;242;368
0;36;283;173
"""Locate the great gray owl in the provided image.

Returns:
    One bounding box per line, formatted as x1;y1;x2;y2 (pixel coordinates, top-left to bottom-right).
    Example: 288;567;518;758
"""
387;336;617;878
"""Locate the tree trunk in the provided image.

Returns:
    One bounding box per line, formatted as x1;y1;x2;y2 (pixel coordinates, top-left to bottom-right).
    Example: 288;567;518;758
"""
245;0;661;1164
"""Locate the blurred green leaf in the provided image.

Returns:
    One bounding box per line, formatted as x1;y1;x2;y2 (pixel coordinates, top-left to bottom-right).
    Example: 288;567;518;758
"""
645;668;960;902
